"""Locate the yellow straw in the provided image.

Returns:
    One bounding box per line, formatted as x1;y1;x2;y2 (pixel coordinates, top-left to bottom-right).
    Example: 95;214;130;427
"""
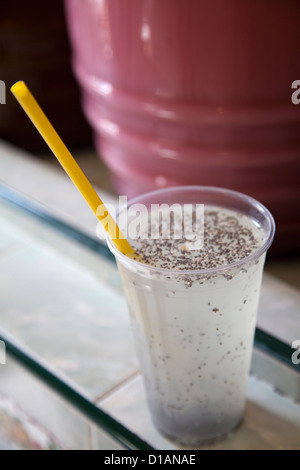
11;81;135;257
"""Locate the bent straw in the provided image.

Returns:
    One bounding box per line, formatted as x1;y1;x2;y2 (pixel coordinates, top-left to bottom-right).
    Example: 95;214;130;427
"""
11;81;136;257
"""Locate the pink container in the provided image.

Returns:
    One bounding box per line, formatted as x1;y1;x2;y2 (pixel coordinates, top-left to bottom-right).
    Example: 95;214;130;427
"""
64;0;300;254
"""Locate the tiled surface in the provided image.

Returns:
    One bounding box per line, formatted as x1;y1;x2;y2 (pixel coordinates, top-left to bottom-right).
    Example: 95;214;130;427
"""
1;198;300;450
90;424;130;451
99;374;300;450
0;202;137;448
257;274;300;345
0;209;138;399
0;392;64;450
0;223;23;251
0;355;90;450
0;140;300;449
0;200;122;293
251;349;300;402
0;141;118;239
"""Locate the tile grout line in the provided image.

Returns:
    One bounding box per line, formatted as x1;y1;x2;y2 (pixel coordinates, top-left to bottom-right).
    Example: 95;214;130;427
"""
93;369;141;404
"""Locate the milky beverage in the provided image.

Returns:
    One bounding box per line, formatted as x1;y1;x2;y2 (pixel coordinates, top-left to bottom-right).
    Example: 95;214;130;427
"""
115;203;267;445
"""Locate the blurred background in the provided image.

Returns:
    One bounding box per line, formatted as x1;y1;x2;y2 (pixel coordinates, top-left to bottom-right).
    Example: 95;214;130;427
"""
1;0;300;254
0;0;300;450
0;1;92;151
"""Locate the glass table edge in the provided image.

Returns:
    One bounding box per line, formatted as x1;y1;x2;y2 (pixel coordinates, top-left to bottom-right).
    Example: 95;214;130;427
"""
0;182;299;450
0;181;297;370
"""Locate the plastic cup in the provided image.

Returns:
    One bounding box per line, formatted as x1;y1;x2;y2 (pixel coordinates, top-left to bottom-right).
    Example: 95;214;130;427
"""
106;186;275;446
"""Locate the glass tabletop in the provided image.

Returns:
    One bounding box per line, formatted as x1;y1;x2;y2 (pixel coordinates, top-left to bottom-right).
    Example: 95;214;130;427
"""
0;182;300;450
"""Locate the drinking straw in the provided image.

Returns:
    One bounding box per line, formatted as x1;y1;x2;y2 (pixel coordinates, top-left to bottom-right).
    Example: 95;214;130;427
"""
11;81;136;257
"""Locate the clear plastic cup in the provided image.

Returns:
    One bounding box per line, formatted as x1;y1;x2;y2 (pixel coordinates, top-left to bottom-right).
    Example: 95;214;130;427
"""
106;186;275;446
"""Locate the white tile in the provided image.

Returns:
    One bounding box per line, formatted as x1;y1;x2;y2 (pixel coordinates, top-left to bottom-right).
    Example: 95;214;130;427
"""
0;238;138;398
0;198;123;292
258;273;300;344
251;348;300;401
90;425;129;450
0;140;118;240
0;207;30;259
98;373;300;450
0;355;89;449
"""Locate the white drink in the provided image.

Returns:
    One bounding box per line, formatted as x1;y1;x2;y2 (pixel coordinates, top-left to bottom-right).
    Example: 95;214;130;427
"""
116;205;266;445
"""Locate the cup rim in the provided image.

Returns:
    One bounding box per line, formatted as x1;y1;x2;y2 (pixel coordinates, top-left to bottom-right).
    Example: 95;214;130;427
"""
106;185;276;275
